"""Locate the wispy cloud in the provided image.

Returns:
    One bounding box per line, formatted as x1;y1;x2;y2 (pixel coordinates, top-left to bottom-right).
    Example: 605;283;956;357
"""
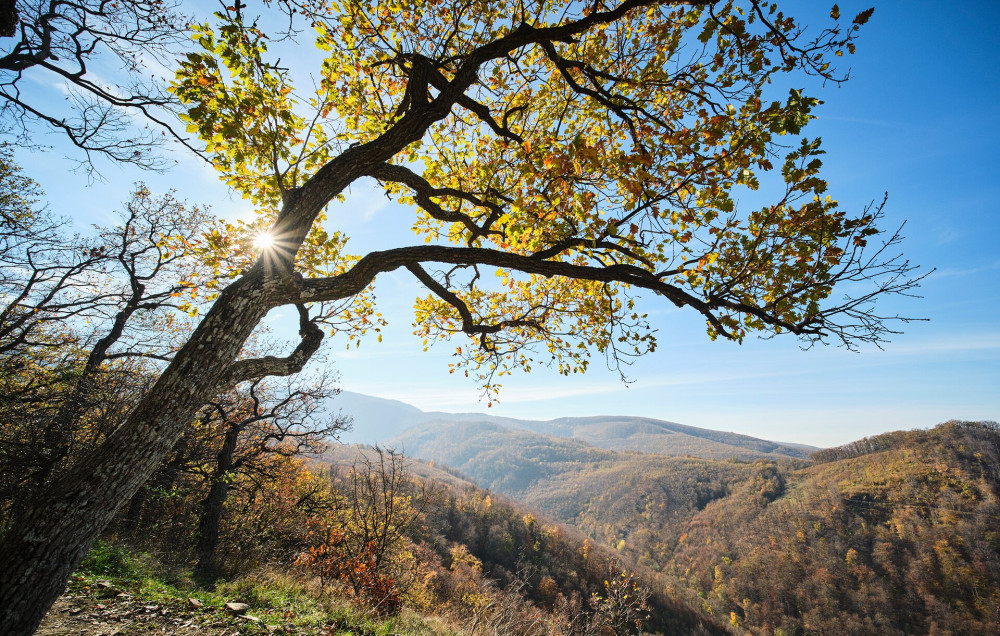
927;259;1000;280
883;332;1000;356
345;365;795;412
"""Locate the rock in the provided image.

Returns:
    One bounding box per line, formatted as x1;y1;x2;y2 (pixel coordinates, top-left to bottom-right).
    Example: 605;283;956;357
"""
224;601;250;615
95;580;112;589
187;597;203;610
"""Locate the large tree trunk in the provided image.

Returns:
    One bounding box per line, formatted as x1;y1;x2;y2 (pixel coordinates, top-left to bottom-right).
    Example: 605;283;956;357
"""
0;271;272;635
0;49;451;629
193;424;239;579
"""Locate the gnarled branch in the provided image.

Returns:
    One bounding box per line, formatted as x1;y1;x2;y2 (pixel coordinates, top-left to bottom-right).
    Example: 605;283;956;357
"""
223;304;324;388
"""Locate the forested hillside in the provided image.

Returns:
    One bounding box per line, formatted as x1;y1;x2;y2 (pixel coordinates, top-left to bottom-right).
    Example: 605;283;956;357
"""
37;437;724;635
666;421;1000;635
404;420;1000;635
326;446;724;635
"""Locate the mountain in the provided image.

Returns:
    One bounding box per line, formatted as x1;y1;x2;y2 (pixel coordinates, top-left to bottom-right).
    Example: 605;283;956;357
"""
331;391;817;460
386;419;768;564
419;419;1000;636
330;393;1000;633
510;415;816;459
326;397;1000;635
661;420;1000;635
319;442;726;635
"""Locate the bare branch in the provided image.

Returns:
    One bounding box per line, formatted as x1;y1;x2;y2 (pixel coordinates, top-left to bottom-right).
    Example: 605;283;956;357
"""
223;304;324;388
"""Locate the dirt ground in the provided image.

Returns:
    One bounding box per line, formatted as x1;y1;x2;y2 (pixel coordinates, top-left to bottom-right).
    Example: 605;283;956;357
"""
35;583;284;636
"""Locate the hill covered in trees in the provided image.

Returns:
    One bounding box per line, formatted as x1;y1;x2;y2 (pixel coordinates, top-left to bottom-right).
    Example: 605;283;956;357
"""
51;437;724;635
663;421;1000;634
396;419;1000;635
31;409;1000;635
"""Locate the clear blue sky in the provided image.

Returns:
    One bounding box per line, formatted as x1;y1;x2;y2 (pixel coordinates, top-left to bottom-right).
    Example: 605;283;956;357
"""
14;0;1000;447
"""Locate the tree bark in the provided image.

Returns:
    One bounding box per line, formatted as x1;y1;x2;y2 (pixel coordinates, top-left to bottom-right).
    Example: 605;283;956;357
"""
193;424;239;580
0;270;273;634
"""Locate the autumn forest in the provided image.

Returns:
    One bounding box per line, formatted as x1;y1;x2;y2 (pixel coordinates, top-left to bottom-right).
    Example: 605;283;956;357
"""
0;0;997;634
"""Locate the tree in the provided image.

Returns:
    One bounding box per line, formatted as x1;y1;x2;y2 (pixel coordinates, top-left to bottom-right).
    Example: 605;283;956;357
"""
0;0;200;172
298;447;425;613
184;374;347;578
0;161;212;515
0;1;921;632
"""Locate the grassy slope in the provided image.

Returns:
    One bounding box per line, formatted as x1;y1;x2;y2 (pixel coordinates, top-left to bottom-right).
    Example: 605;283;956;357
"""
39;542;456;636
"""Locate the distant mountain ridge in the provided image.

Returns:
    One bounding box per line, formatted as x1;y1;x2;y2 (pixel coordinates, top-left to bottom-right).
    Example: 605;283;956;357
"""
327;392;1000;634
331;390;817;460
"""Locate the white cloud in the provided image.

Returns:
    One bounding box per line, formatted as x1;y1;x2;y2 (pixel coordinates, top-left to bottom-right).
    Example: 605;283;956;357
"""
882;333;1000;356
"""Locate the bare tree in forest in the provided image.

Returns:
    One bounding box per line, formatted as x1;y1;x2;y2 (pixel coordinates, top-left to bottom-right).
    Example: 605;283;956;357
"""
0;0;196;171
0;1;923;632
298;447;425;612
0;155;213;516
181;374;348;578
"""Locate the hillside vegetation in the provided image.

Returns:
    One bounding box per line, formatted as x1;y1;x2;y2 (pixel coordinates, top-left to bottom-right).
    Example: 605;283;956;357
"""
389;416;1000;634
40;415;1000;636
665;421;1000;635
388;419;793;570
51;440;723;635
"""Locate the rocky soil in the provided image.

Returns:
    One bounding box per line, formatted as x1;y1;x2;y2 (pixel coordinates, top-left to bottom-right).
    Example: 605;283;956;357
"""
36;580;305;636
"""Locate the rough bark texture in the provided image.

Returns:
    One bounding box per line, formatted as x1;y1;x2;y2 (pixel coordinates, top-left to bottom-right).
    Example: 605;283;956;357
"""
193;425;239;579
0;270;272;634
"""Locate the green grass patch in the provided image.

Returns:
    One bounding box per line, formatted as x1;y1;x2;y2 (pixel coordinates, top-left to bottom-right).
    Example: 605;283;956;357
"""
71;541;458;635
78;539;146;580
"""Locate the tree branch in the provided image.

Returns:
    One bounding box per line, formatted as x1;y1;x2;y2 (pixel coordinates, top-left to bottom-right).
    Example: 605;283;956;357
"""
369;163;505;244
223;304;324;387
406;262;544;350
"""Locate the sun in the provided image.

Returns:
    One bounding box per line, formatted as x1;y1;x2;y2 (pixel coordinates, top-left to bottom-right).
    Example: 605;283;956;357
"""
253;231;275;251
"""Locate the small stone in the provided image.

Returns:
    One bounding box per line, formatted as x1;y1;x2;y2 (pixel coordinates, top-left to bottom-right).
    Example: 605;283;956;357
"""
187;597;202;610
95;580;112;589
224;602;249;615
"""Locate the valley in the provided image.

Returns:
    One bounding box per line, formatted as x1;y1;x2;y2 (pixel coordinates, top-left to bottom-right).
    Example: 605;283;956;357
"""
332;393;1000;634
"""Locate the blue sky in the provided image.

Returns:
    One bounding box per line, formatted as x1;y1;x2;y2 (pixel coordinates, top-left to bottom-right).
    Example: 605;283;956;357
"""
13;0;1000;447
